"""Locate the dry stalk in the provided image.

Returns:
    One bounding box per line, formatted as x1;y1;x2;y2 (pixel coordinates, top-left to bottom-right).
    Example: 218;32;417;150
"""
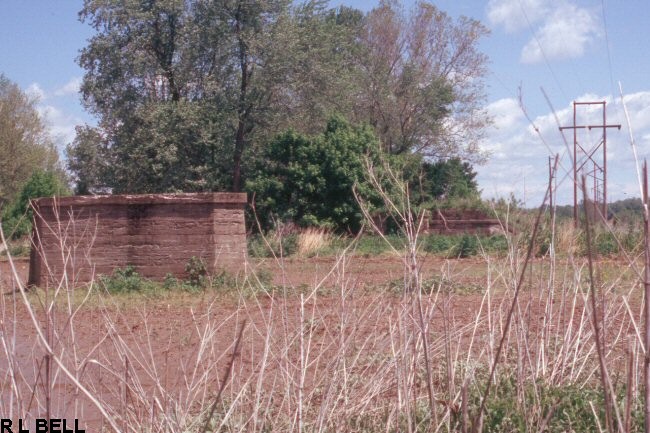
472;170;552;433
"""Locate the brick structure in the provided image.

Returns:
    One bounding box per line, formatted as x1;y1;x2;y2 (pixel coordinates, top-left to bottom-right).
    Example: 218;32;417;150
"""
28;193;247;287
424;209;503;235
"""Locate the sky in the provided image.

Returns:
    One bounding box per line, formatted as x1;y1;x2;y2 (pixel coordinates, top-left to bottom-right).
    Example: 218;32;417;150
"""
1;0;649;207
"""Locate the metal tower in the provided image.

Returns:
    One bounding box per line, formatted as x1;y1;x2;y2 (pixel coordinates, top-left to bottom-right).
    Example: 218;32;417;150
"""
559;101;620;225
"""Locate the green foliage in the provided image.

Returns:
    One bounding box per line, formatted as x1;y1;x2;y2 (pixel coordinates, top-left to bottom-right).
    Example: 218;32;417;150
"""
248;233;298;258
594;231;618;256
465;379;643;433
246;232;509;259
73;0;489;194
0;74;65;205
453;234;479;258
419;158;480;202
0;239;30;258
247;116;382;232
353;234;407;256
1;170;70;239
185;256;207;288
99;266;158;293
421;234;507;258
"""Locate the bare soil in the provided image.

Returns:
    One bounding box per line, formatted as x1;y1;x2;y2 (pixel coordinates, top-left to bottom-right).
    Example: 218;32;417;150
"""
0;255;629;431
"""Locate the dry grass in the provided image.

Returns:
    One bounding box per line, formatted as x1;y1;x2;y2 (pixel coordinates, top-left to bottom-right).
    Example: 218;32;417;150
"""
0;181;648;432
297;228;332;257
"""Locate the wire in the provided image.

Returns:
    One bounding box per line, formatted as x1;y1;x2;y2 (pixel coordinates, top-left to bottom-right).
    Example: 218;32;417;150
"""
600;0;619;108
517;0;568;101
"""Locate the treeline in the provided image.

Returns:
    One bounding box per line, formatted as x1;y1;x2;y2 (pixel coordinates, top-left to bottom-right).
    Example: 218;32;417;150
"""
0;75;69;239
553;198;644;223
65;0;490;232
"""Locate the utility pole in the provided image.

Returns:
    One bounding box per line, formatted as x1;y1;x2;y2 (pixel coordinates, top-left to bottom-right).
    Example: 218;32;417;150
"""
548;156;554;219
559;101;620;226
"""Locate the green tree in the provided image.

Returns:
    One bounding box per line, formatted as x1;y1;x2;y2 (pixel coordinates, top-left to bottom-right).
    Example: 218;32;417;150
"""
355;1;490;160
76;0;233;193
247;116;381;232
0;74;63;205
75;0;300;193
422;158;479;201
66;125;107;195
1;170;70;239
72;0;490;194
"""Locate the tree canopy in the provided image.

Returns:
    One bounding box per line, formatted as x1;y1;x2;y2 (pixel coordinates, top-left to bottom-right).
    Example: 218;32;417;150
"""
1;170;70;239
247;116;382;232
0;74;64;206
70;0;491;196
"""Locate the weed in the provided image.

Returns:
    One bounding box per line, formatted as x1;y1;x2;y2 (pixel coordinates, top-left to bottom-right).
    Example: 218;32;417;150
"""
354;234;406;256
454;234;479;258
248;232;298;258
185;256;207;288
460;378;644;433
99;265;158;293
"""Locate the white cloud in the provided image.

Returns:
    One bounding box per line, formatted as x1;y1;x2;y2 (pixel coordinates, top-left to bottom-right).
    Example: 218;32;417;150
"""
487;98;525;131
520;4;600;64
22;79;86;152
478;90;650;206
37;104;82;149
487;1;601;64
486;0;549;33
53;77;82;97
26;82;46;101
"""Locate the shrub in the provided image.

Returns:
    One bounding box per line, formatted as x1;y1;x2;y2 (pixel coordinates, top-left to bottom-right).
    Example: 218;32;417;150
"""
354;234;406;256
482;234;509;253
421;234;456;255
185;256;207;288
1;170;70;239
246;116;381;232
595;231;618;256
248;233;298;258
453;234;479;258
99;265;156;293
462;379;643;433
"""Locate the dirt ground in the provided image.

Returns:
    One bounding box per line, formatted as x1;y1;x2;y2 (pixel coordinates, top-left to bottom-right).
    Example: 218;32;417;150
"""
0;255;632;432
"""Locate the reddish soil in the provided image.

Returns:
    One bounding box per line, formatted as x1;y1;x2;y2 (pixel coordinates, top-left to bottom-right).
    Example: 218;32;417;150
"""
0;255;634;432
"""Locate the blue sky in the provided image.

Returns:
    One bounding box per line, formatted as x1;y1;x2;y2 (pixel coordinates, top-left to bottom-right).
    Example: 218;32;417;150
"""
1;0;649;206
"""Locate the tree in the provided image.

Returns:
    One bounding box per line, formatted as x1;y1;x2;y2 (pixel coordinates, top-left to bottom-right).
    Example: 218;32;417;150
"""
66;125;107;195
2;170;70;239
76;0;231;193
246;116;381;232
422;158;479;201
0;74;63;205
76;0;293;193
72;0;491;195
355;1;490;161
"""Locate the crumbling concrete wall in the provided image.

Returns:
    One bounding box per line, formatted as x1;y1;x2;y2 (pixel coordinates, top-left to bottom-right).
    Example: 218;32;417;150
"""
28;193;247;287
424;209;503;235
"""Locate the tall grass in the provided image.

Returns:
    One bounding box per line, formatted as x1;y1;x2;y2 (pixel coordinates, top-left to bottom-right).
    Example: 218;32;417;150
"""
296;228;332;257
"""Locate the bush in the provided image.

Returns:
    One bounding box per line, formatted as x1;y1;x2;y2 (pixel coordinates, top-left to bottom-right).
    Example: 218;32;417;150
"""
453;234;479;258
464;379;643;433
246;116;381;232
100;265;157;293
595;231;618;256
1;170;69;240
248;233;298;258
185;256;207;288
354;234;406;256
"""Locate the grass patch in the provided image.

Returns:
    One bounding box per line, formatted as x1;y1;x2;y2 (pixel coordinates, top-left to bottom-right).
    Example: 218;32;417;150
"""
297;227;333;256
